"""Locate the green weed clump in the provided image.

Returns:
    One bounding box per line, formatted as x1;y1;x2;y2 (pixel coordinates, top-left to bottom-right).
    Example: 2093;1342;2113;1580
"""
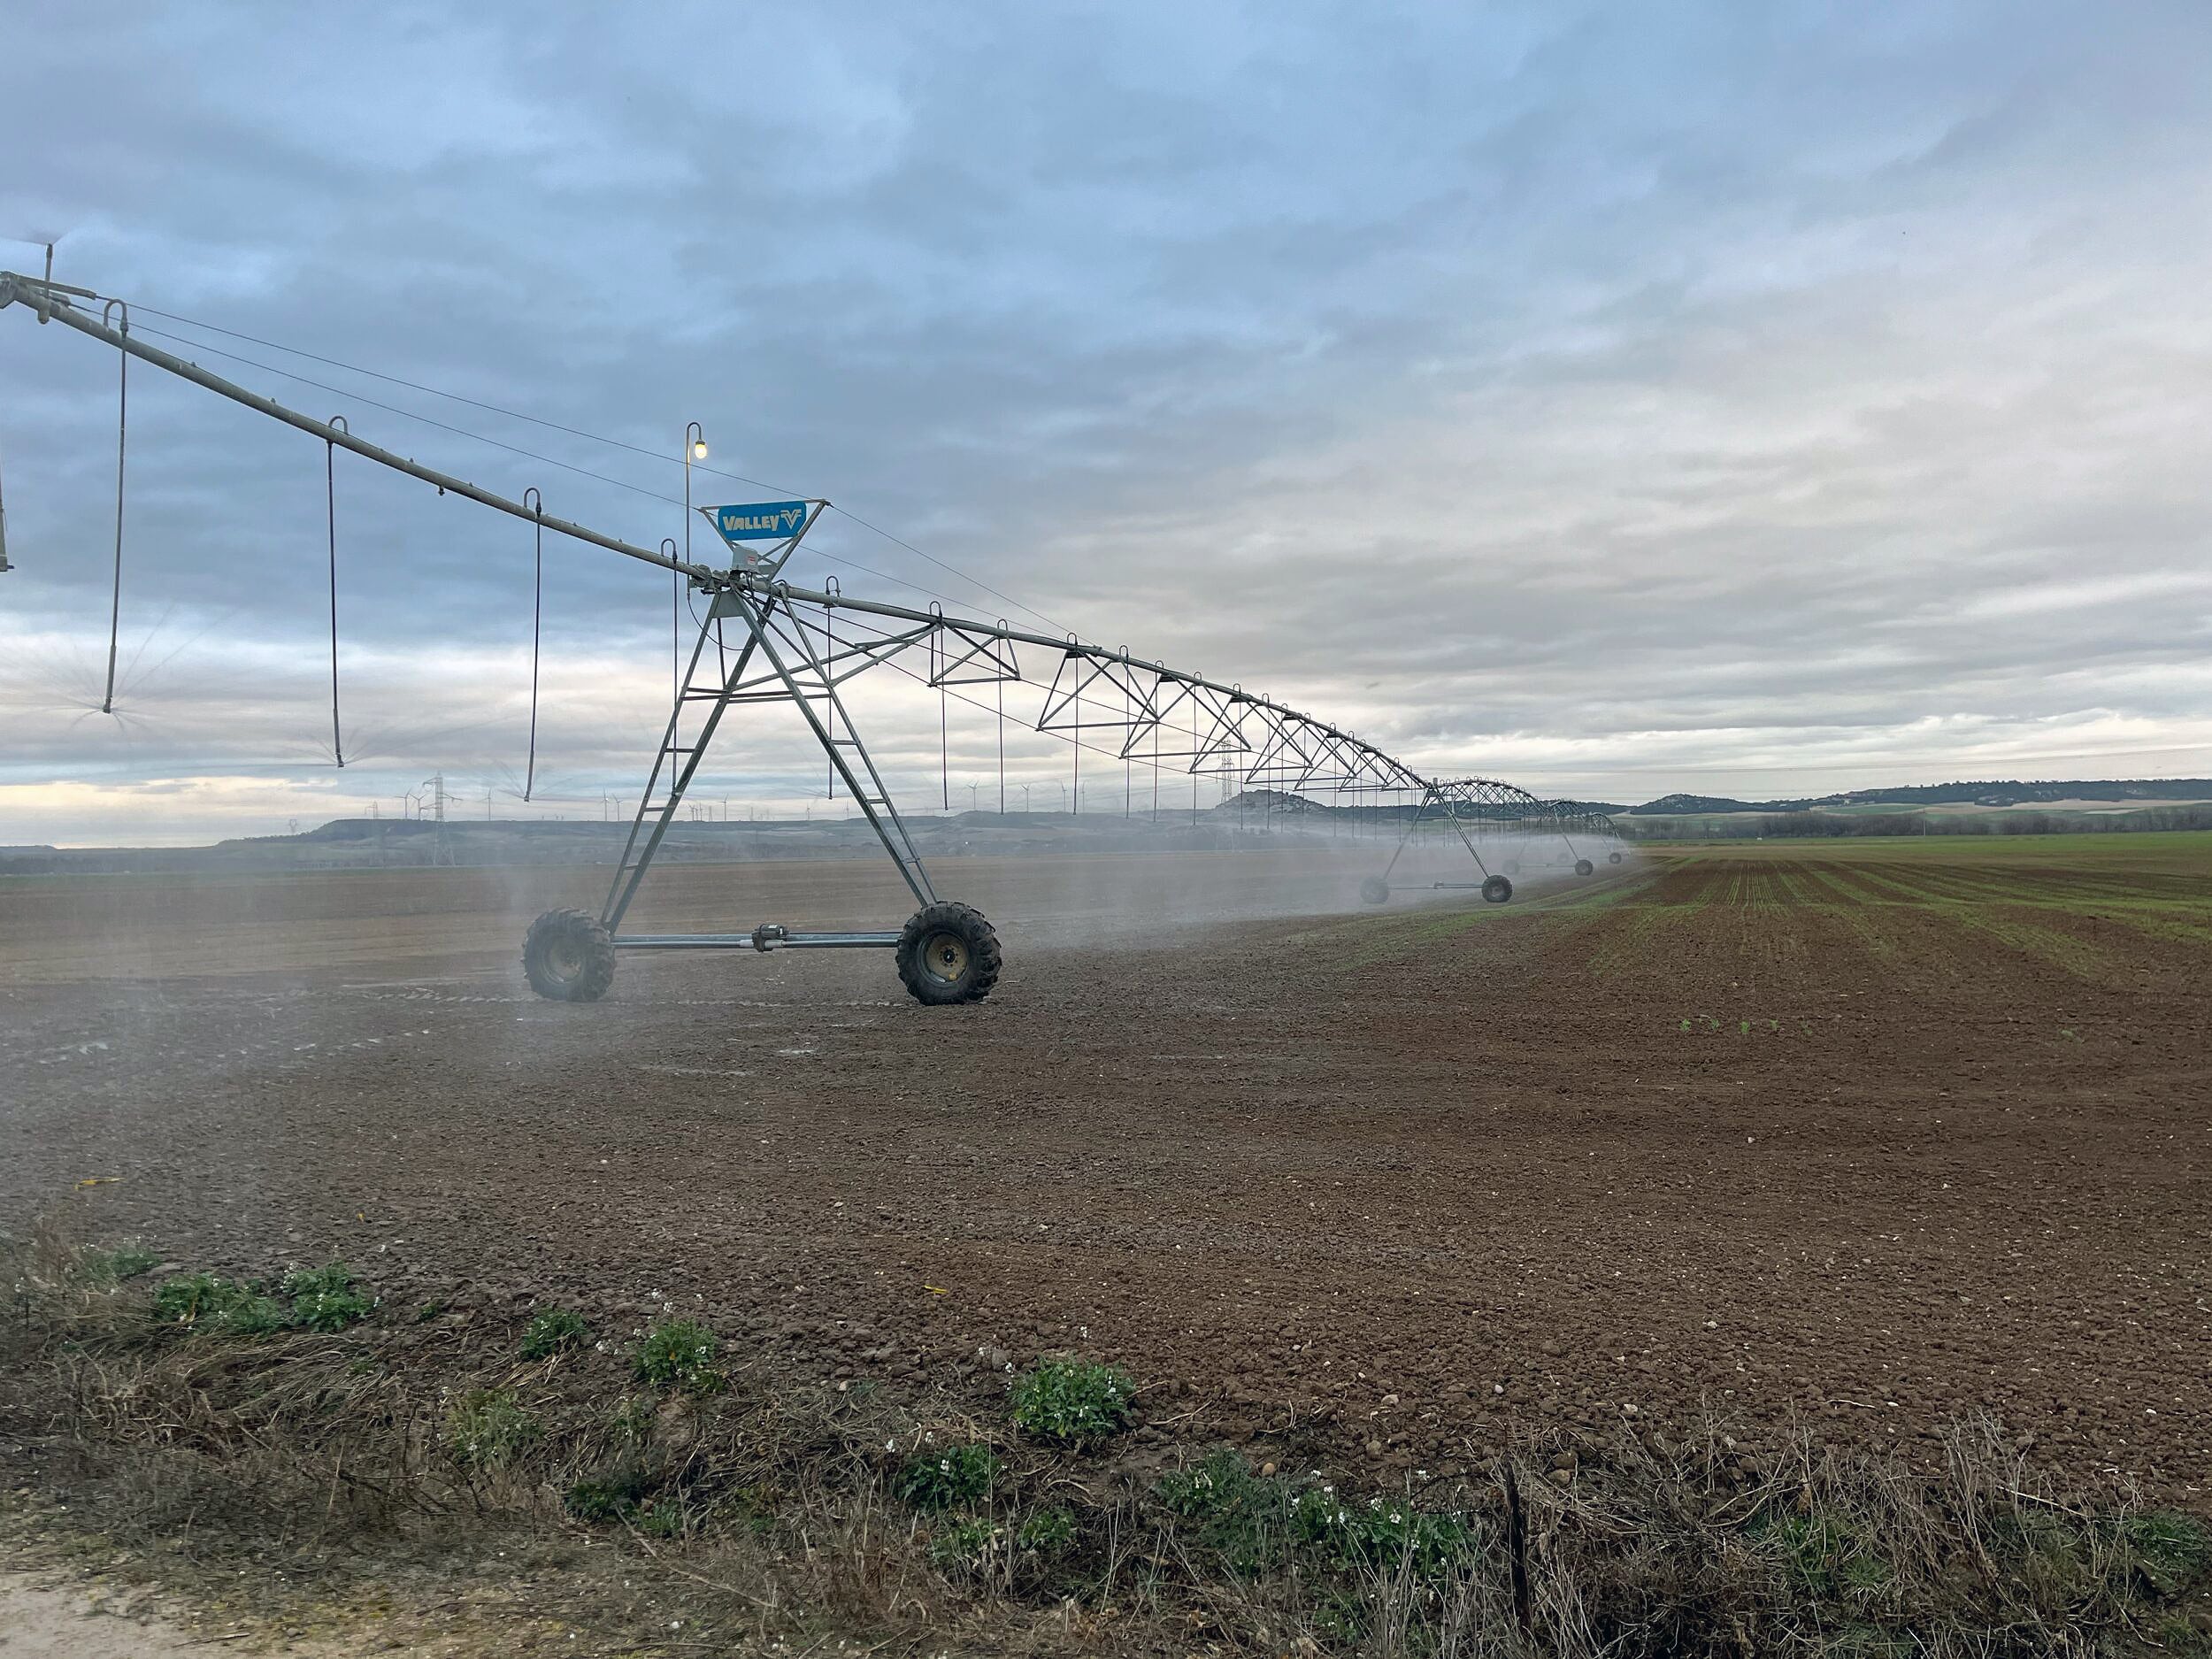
281;1263;373;1332
520;1308;590;1359
446;1388;541;1471
1733;1474;2212;1646
1016;1506;1076;1554
152;1272;234;1324
560;1468;713;1538
152;1263;373;1336
895;1440;999;1510
218;1291;289;1336
926;1507;1075;1572
1008;1356;1134;1446
151;1273;284;1336
928;1517;1002;1571
1678;1015;1785;1037
1757;1510;1895;1605
84;1244;159;1285
564;1468;657;1525
715;1485;777;1540
637;1498;687;1540
1159;1448;1479;1581
1286;1483;1468;1577
634;1317;723;1394
1157;1447;1287;1574
607;1395;657;1442
2118;1510;2211;1596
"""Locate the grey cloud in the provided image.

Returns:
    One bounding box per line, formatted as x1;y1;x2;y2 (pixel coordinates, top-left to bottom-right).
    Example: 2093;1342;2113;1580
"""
4;1;2211;844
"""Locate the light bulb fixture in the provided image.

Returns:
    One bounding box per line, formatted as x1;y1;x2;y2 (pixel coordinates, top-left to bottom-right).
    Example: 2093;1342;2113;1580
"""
692;437;708;460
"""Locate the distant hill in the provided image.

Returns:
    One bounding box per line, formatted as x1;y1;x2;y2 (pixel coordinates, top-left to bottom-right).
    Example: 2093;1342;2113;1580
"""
1632;793;1764;815
1627;779;2212;816
1221;787;1632;815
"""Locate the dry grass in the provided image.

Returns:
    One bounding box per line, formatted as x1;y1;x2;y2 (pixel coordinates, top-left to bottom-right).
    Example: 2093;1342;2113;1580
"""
4;1209;2207;1658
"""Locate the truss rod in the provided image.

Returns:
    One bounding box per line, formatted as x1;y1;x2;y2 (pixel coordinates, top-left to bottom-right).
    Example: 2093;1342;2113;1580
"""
766;596;1425;791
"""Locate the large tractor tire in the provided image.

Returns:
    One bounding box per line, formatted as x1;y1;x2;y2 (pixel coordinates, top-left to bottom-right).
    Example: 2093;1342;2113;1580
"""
1359;876;1390;906
1609;850;1624;864
523;908;616;1002
1574;858;1595;877
896;901;1002;1006
1482;874;1513;904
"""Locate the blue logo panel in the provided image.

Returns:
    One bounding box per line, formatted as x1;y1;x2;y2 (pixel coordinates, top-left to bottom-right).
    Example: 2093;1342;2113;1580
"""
711;501;810;542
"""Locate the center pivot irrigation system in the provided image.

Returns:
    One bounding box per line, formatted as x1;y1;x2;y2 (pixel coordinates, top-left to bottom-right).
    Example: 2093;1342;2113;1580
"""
0;270;1624;1005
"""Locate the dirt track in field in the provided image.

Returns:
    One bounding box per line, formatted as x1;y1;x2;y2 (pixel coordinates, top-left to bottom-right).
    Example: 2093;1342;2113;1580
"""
3;840;2208;1495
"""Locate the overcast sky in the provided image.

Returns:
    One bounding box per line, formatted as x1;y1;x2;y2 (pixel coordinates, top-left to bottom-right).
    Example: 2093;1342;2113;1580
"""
4;2;2209;844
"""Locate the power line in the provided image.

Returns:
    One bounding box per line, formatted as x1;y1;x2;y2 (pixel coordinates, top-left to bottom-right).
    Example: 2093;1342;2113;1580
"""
130;323;695;511
131;303;1073;636
823;503;1071;639
139;320;970;609
131;303;798;494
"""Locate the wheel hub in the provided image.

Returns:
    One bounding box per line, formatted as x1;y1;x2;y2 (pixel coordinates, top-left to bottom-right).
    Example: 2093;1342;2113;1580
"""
923;931;970;982
547;938;583;979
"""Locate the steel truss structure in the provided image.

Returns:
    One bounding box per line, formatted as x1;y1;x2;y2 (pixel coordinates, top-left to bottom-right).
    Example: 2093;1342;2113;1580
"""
1356;781;1624;907
1544;801;1624;841
1;270;1619;1005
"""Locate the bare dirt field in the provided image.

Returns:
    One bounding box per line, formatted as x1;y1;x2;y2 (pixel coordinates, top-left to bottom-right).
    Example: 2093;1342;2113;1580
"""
3;834;2208;1498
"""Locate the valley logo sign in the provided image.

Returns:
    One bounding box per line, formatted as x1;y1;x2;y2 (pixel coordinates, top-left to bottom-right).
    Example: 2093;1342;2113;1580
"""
710;501;810;543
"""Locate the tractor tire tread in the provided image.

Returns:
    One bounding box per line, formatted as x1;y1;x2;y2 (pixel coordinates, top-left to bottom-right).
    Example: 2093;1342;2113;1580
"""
896;901;1002;1006
523;907;617;1002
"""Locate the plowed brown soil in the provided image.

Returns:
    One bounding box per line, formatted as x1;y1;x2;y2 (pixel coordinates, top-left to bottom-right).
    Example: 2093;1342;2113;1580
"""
4;837;2208;1496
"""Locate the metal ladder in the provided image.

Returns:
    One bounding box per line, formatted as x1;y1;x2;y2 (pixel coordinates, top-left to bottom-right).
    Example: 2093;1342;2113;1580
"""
600;585;937;937
741;588;935;909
